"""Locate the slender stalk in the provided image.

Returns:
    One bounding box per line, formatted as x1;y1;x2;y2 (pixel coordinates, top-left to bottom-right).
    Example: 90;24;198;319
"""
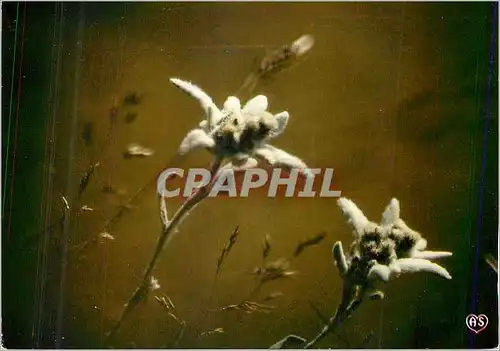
245;280;265;301
304;283;363;349
171;321;187;348
193;269;220;343
105;157;223;345
304;311;345;348
195;224;241;344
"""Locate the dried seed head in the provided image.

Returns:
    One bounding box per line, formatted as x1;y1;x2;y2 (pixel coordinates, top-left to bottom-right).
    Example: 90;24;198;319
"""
200;327;224;337
256;258;297;282
262;234;272;260
78;162;100;196
124;92;142;105
294;232;327;257
216;225;240;272
217;301;274;314
149;276;161;291
99;232;115;241
125;143;155;157
80;205;94;212
290;34;315;56
261;291;284;302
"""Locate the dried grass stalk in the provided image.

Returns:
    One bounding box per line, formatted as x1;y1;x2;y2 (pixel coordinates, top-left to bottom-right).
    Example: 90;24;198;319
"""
105;157;223;344
155;294;185;326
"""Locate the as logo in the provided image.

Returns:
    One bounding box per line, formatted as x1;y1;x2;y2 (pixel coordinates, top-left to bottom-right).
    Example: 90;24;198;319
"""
465;314;489;334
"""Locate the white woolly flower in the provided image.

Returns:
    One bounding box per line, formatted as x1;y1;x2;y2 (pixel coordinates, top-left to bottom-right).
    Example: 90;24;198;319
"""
170;78;312;178
335;197;452;293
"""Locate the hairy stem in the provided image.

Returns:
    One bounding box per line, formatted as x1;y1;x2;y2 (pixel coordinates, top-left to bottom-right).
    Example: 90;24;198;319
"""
304;283;363;349
105;157;223;345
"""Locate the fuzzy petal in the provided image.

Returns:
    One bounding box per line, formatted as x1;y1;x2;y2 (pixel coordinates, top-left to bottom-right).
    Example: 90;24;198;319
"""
394;219;426;249
225;156;259;171
199;120;209;130
170;78;223;127
396;258;452;280
411;250;453;260
254;144;313;179
380;198;400;227
179;129;215;155
414;238;428;251
207;105;223;130
242;95;268;115
222;96;241;114
268;111;289;139
213;155;255;180
337;198;370;237
388;261;402;274
367;263;392;282
332;241;349;276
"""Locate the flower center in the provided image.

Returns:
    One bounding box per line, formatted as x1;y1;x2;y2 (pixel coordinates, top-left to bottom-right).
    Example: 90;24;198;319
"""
212;112;277;156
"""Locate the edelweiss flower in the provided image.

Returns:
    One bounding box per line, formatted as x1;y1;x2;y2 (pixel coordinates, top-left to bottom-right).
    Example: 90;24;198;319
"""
270;198;453;349
170;78;312;177
334;197;452;296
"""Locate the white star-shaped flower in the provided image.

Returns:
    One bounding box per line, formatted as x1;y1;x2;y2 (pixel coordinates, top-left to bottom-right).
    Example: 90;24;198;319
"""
336;197;452;285
170;78;312;178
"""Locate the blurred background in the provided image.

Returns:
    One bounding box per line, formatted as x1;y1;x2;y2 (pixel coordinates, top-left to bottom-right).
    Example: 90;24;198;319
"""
2;2;498;349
